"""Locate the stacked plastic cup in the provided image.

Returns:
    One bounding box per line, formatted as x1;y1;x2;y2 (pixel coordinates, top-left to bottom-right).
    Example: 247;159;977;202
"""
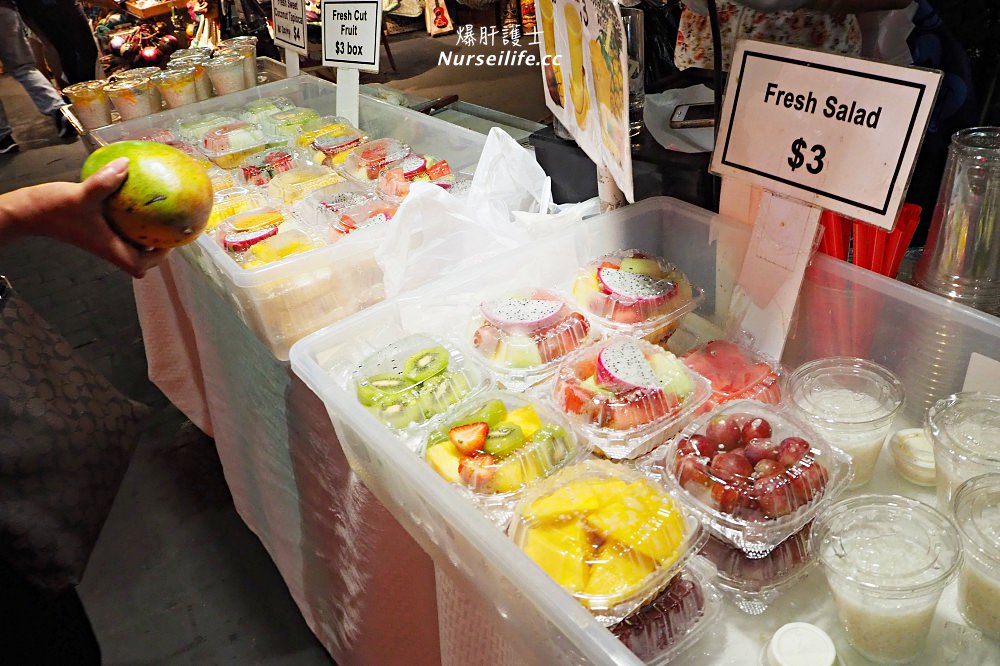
204;53;248;96
217;36;258;87
168;54;213;100
152;67;198;109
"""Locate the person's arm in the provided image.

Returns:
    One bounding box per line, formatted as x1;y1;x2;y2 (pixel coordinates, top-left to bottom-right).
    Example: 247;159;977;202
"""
0;157;169;278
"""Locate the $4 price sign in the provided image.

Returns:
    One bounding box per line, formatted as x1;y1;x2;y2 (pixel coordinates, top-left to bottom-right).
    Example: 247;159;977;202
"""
787;137;826;175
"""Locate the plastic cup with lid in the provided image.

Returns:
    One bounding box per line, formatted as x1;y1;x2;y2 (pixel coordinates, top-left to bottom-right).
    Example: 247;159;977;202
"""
218;36;257;87
762;622;839;666
812;495;962;664
788;357;904;488
63;80;111;129
104;77;159;121
151;67;197;109
167;55;212;100
926;392;1000;507
952;473;1000;640
204;53;248;96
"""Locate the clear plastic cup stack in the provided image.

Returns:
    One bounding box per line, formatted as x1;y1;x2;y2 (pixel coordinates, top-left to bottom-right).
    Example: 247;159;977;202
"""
152;67;198;109
204;53;248;96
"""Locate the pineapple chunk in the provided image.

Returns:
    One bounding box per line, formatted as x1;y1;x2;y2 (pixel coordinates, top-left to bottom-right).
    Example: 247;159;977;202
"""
426;441;463;484
584;541;656;603
506;406;543;440
522;520;591;592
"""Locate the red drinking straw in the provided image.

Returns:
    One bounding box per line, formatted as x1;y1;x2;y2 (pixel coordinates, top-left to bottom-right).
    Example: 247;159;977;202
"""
885;204;922;278
819;211;849;261
853;220;872;270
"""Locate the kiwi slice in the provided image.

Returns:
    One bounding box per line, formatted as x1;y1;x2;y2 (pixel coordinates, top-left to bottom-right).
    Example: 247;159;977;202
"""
418;371;472;417
528;424;570;470
357;373;414;406
370;392;423;429
483;421;526;457
403;346;450;383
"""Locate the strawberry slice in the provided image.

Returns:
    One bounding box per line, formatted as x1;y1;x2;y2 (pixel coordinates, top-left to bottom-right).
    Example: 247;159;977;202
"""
458;453;496;491
426;159;451;180
448;422;489;456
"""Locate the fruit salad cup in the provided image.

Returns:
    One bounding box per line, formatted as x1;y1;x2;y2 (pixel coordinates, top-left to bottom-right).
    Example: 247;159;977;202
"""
238;149;300;187
680;339;781;414
339;138;411;184
552;335;710;459
572;250;703;343
468;287;592;390
509;459;703;625
376;156;455;202
424;393;584;517
353;334;488;433
268;165;344;206
651;400;852;557
610;558;722;663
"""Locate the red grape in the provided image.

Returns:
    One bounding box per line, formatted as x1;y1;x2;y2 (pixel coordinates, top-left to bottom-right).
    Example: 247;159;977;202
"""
788;459;829;502
689;433;719;458
753;459;784;478
711;480;741;514
705;415;742;451
754;474;795;518
710;451;754;481
778;437;811;468
676;455;712;489
741;417;773;444
744;438;780;465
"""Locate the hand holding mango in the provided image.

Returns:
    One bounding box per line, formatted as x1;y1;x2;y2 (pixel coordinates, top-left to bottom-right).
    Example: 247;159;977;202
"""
81;140;213;249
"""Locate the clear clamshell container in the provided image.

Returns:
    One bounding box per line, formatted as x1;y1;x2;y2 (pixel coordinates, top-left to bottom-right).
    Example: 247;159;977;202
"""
175;112;237;143
650;400;852;557
241;228;324;269
468;287;592;391
63;80;111;129
552;335;710;459
424;392;584;514
680;340;782;415
200;121;273;169
812;495;962;664
508;459;704;626
788;357;904;489
310;127;368;167
376;156;455;202
353;333;489;432
295;115;358;149
610;557;722;664
339;137;411;184
571;249;703;343
267;164;343;205
206;186;267;231
952;474;1000;641
926;392;1000;507
238;148;300;187
216;206;286;256
239;96;295;124
260;106;320;138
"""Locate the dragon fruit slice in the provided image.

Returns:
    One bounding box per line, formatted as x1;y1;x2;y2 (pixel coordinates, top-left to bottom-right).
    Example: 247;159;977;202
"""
481;299;568;334
598;267;676;303
596;339;662;391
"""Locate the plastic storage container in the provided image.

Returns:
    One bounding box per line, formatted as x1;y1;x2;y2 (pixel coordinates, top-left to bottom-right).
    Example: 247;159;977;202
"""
925;392;1000;507
376;155;455;202
63;80;111;129
508;459;704;626
260;106;320;138
952;474;1000;640
650;400;852;557
240;96;295;124
176;112;237;143
352;333;488;433
104;77;158;120
152;67;198;109
310;127;368;166
468;287;592;390
680;340;782;414
552;335;710;459
206;186;267;231
572;249;704;343
295;115;358;149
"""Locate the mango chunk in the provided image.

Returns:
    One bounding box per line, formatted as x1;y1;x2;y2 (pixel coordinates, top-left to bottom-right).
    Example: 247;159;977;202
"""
522;520;591;592
584;541;656;603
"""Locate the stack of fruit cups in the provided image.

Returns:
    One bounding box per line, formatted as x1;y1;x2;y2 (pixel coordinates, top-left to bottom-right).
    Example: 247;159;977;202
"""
925;392;1000;507
467;287;593;391
168;54;213;100
217;35;258;87
104;77;159;120
571;250;703;345
610;557;722;663
679;339;782;415
652;400;852;558
509;459;704;625
151;67;198;109
267;165;344;206
698;524;814;615
551;335;710;459
353;334;489;441
424;392;585;524
63;80;112;129
952;474;1000;641
338;138;412;184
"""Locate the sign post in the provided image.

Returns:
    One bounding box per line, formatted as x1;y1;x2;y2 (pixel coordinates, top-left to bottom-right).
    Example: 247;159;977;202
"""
713;40;941;359
271;0;308;76
322;0;383;127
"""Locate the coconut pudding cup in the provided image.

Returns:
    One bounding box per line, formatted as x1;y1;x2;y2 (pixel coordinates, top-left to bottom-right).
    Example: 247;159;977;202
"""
952;474;1000;640
926;392;1000;507
63;80;112;129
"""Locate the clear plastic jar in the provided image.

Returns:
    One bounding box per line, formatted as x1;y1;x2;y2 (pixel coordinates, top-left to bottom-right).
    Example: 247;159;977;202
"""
788;357;904;488
813;495;962;664
167;55;212;100
952;474;1000;640
63;80;111;129
104;77;159;120
204;53;247;96
152;67;198;109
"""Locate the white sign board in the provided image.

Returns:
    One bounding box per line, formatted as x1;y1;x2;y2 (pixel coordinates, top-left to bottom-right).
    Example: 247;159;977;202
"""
272;0;308;55
711;40;942;230
322;0;382;72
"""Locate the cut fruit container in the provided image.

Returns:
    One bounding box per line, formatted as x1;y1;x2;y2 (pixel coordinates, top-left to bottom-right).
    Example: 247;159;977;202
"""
424;391;586;521
551;335;711;460
239;95;295;124
294;114;360;150
467;287;594;391
259;106;321;138
339;137;411;184
352;333;490;437
679;339;782;415
572;249;705;344
267;164;344;205
206;186;267;231
174;111;237;143
199;121;277;169
508;459;705;626
646;399;852;557
237;148;302;187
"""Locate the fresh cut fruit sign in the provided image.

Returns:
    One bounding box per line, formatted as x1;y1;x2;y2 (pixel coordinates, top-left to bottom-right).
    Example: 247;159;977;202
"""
536;0;634;202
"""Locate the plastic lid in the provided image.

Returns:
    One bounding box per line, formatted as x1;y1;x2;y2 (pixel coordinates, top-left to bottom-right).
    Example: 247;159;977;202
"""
311;129;368;164
571;249;700;330
152;66;194;83
470;288;590;378
241;96;295;119
261;107;321;136
104;77;152;93
176;113;236;141
925;393;1000;464
223;225;278;253
267;165;343;205
63;80;107;96
509;459;702;624
204;52;243;69
952;474;1000;569
341;138;411;182
424;392;581;497
221;206;284;235
812;495;962;595
681;340;781;410
207;187;265;229
788;357;904;426
377;156;455;201
889;428;936;486
353;334;485;430
700;524;813;590
552;335;707;433
239;149;298;186
297;116;355;146
246;228;322;265
114;67;161;80
202;121;267;154
329;199;396;238
766;622;837;666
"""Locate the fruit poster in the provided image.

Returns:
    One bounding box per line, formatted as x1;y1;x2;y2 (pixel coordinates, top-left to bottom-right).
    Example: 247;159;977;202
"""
535;0;633;202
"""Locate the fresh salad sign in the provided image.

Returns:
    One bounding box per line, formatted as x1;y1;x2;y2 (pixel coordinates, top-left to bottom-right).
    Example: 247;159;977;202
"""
712;40;941;230
535;0;633;201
